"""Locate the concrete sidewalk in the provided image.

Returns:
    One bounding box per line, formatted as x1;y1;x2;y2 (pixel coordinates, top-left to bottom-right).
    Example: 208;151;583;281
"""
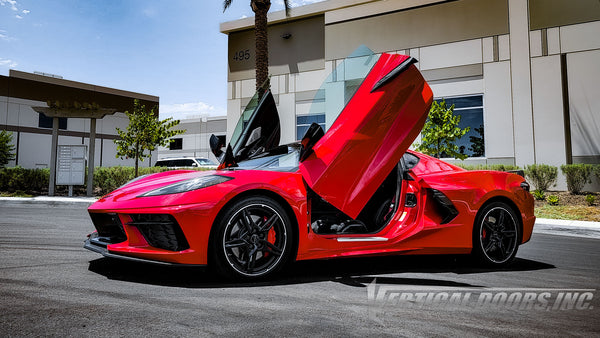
534;218;600;239
1;196;599;239
0;196;97;205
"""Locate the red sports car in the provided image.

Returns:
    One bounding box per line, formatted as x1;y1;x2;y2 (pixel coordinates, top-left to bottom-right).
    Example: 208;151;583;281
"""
85;52;535;280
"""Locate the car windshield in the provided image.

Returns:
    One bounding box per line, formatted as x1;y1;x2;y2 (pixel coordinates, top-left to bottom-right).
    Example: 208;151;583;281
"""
235;146;300;172
196;158;215;165
229;91;262;153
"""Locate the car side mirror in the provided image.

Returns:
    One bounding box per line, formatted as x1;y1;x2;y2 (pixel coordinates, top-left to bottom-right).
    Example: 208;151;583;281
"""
299;122;324;162
210;134;224;159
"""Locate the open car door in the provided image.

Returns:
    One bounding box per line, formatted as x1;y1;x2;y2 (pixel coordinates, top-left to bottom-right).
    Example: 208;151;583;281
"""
299;54;433;219
214;90;280;168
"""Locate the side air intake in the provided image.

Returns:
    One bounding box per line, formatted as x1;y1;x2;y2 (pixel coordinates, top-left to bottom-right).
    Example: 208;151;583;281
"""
428;189;459;224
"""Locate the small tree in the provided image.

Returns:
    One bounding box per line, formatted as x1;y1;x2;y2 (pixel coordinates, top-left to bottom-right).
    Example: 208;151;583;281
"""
415;99;470;160
469;124;484;157
0;130;16;168
115;100;185;176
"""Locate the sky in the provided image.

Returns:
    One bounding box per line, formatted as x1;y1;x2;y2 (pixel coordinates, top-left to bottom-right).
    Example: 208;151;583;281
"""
0;0;326;120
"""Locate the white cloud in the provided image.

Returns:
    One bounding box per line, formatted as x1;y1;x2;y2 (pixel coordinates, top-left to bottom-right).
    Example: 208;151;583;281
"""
0;58;18;68
0;0;18;11
15;14;22;19
275;0;326;8
159;101;227;120
0;29;15;41
21;9;29;14
142;7;156;18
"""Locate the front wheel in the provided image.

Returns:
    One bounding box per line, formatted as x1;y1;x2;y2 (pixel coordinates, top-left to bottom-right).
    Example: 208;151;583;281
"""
211;196;293;280
472;202;520;266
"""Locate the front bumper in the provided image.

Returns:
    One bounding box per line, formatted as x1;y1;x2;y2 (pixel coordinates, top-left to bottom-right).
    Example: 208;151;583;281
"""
86;203;217;265
84;235;203;266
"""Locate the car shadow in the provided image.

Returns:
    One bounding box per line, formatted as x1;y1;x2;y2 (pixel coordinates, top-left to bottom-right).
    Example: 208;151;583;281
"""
87;254;555;289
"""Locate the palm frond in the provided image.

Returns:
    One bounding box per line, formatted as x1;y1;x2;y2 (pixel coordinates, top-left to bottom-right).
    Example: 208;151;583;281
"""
223;0;233;12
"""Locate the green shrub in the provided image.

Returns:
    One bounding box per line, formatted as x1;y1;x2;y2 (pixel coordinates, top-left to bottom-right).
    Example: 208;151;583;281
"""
586;194;596;206
0;165;175;196
546;195;559;206
560;164;593;194
93;166;135;195
594;164;600;182
532;189;546;201
138;166;171;176
0;167;49;193
456;164;521;172
525;164;557;192
92;166;170;195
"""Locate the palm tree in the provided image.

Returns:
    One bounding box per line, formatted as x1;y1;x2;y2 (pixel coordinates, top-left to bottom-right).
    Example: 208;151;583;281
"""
223;0;290;95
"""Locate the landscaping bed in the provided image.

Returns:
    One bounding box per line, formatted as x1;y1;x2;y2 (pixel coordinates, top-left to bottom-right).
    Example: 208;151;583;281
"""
534;191;600;222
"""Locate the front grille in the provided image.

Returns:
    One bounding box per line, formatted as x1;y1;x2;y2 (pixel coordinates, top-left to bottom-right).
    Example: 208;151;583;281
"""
89;213;127;244
127;214;189;251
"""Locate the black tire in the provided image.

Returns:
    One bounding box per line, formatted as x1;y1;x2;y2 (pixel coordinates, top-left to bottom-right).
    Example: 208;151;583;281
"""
472;202;520;266
211;196;293;280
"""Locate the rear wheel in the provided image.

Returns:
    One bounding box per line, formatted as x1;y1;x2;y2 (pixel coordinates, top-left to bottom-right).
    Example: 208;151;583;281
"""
211;196;293;280
472;202;520;266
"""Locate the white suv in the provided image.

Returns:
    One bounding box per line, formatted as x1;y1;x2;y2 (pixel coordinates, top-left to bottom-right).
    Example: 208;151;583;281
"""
154;157;218;169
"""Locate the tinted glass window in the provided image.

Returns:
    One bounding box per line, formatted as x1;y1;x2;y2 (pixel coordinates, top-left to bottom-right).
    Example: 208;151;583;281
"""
196;158;215;165
169;138;183;150
230;92;261;151
171;159;194;166
39;114;67;130
296;114;326;139
434;94;485;158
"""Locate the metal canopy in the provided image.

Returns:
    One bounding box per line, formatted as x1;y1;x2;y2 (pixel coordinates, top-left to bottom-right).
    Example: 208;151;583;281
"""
33;107;118;119
32;106;118;197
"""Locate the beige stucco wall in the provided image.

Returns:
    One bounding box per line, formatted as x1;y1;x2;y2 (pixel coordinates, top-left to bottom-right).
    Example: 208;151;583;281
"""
222;0;600;191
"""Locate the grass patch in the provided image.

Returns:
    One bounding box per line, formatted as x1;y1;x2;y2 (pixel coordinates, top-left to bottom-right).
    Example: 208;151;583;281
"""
0;191;33;198
535;205;600;222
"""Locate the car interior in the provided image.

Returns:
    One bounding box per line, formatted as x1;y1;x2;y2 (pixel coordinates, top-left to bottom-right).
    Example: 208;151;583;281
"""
309;152;419;235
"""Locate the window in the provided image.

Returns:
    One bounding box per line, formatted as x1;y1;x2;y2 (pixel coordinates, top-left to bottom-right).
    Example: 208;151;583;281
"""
38;114;67;130
172;159;195;167
297;46;378;140
196;158;216;165
436;95;484;158
296;114;326;139
169;138;183;150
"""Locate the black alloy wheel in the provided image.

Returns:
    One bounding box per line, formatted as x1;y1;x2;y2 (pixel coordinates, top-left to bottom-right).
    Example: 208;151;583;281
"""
472;202;520;266
212;196;293;279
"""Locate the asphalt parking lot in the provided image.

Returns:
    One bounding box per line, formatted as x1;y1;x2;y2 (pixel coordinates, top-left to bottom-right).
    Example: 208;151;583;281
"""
1;201;599;337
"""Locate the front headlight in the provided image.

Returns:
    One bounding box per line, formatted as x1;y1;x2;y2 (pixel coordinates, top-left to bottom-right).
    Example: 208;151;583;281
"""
139;175;233;197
